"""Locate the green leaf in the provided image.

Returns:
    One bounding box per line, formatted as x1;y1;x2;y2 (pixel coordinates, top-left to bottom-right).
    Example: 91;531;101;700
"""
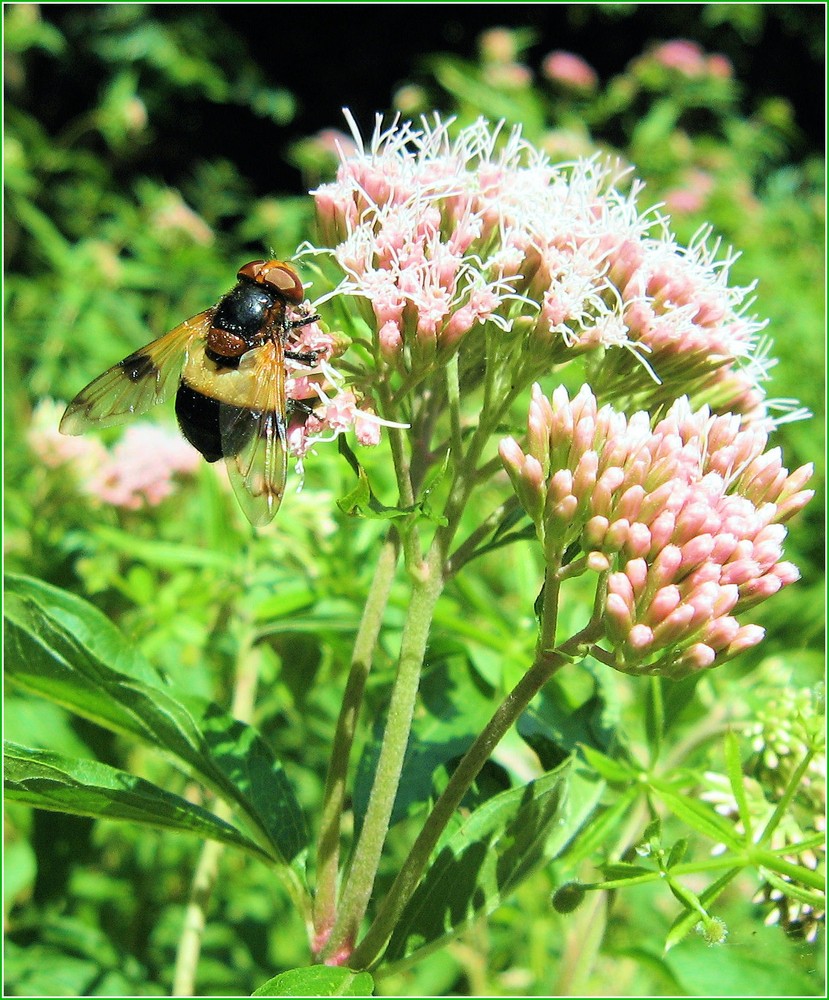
336;437;447;525
4;742;274;862
4;574;307;864
384;758;603;962
724;729;753;840
91;524;237;570
557;787;638;866
649;779;742;851
518;681;616;771
577;744;637;784
666;922;822;996
252;966;374;997
600;861;655;882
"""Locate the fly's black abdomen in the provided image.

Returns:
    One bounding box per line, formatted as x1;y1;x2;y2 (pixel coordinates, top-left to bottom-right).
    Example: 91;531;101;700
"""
213;282;278;340
175;382;253;462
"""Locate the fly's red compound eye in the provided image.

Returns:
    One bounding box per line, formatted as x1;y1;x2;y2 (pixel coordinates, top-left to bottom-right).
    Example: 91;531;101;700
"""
237;259;305;304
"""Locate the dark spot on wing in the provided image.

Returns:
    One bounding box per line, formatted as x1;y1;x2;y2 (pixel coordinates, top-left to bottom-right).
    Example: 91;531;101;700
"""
120;352;158;383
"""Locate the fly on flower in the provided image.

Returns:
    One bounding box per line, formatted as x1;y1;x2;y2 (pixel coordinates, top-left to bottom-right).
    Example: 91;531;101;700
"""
60;259;323;526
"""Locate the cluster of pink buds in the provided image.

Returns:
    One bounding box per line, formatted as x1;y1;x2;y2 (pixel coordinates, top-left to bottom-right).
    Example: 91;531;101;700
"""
500;385;813;678
310;113;774;421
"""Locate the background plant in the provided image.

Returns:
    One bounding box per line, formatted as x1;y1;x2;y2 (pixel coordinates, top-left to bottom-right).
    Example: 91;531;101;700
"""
4;5;824;997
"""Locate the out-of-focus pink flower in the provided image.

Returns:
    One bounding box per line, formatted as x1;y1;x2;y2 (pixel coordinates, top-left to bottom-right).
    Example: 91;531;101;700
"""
29;398;108;475
541;51;598;92
85;423;201;510
663;171;714;215
500;384;813;679
648;40;733;81
151;190;213;245
32;399;202;512
651;40;709;77
707;54;734;79
483;63;533;91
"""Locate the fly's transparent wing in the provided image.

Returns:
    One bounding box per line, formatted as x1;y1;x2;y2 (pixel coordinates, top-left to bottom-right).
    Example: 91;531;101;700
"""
219;340;288;527
59;311;212;435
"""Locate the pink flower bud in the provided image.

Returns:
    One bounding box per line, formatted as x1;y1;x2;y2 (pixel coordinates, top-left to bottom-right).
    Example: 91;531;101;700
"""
720;559;761;586
652;604;697;647
703;615;741;651
378;319;403;357
605;593;634;641
725;624;765;655
649;510;677;551
626;558;649;600
625;522;652;559
616;485;645;522
604;518;630;552
584;515;609;548
646;585;682;623
587;551;611;573
775;489;815;523
652;545;683;588
628;624;654;650
574;451;599;498
591;467;626;517
680;533;715;570
607;572;635;609
550;468;574;503
676;643;717;673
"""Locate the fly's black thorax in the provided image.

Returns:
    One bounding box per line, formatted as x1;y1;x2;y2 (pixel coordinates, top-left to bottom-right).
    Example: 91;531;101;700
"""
214;280;279;340
205;279;288;368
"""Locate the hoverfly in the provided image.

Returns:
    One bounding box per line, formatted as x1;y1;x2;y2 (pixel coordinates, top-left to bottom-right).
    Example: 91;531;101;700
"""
60;259;321;526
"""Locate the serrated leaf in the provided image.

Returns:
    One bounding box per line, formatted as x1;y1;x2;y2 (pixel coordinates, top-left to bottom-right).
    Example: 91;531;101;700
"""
385;758;603;962
518;682;616;773
251;966;374;997
4;574;307;864
4;742;274;862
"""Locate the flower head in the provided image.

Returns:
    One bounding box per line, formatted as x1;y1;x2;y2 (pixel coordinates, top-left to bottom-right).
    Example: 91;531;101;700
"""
310;113;774;421
501;385;813;679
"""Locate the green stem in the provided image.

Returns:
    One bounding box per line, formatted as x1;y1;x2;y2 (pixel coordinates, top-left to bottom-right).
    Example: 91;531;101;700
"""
322;540;447;961
348;568;569;970
313;531;401;945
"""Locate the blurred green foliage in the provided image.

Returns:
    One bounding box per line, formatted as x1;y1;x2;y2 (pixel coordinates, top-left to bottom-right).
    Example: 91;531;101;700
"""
4;4;824;997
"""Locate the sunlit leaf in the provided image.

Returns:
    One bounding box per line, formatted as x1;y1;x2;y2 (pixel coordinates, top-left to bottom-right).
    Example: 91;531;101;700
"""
385;758;603;962
252;966;374;997
4;574;307;864
4;742;274;862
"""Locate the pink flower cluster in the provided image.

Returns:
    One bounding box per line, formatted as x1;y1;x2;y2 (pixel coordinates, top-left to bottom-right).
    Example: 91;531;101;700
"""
500;385;813;678
311;114;770;419
29;400;200;511
281;315;389;457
